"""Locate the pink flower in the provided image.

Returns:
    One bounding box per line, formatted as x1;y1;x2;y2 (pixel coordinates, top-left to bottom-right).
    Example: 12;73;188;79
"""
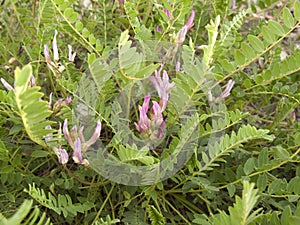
52;144;69;165
186;9;195;30
149;68;175;111
135;96;167;139
208;79;235;103
52;30;59;62
44;44;52;64
63;119;101;165
135;95;151;133
73;138;83;164
44;31;76;75
164;9;171;19
151;101;163;127
220;79;235;99
0;78;14;91
1;75;35;91
68;45;76;62
156;26;162;33
58;148;69;164
157;120;166;139
177;9;195;44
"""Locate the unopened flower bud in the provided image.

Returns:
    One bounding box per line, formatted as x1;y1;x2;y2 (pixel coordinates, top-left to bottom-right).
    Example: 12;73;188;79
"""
220;79;235;99
58;148;69;164
53;30;59;62
0;78;14;91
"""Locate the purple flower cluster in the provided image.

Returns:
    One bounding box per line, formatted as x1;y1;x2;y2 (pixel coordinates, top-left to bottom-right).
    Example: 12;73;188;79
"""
44;30;76;75
135;67;174;139
48;93;72;114
177;10;195;44
62;119;101;166
156;8;195;45
149;66;175;111
45;119;101;166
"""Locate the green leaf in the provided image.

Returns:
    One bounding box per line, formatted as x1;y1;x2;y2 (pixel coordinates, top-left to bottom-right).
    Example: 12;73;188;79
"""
96;39;103;51
117;145;154;165
75;21;83;31
24;183;93;218
147;205;165;225
69;12;78;24
241;43;256;60
0;199;52;225
14;65;53;147
15;66;31;89
255;75;263;84
64;7;73;18
234;49;246;66
0;165;14;173
227;184;236;197
132;63;158;79
282;8;295;28
243;157;256;175
281;206;292;225
268;179;284;194
220;59;235;72
54;0;64;5
268;20;285;36
294;1;300;21
258;148;269;168
262;25;276;44
31;150;49;158
89;34;96;45
82;28;90;38
273;146;290;160
119;30;130;46
213;181;261;225
257;174;267;192
248;35;264;52
88;53;96;65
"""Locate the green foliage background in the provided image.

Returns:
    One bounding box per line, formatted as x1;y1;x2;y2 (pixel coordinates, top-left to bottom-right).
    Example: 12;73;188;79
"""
0;0;300;224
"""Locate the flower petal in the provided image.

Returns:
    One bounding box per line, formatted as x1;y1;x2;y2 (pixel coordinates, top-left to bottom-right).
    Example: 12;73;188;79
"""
220;79;235;99
44;44;51;63
73;138;82;164
151;101;163;126
0;78;14;91
68;45;76;61
58;148;69;164
156;26;162;33
52;30;59;62
84;120;101;152
186;10;195;30
63;119;73;148
177;25;188;44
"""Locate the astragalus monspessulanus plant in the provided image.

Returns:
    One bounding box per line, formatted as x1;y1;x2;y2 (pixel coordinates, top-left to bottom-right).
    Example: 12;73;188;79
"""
0;0;300;224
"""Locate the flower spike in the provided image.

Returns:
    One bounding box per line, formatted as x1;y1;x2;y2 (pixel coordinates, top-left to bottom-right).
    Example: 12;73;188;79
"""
62;119;101;165
177;9;195;44
149;69;175;111
135;95;151;133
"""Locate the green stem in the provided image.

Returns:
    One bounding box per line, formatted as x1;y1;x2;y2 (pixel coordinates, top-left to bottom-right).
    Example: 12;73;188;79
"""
92;183;115;224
